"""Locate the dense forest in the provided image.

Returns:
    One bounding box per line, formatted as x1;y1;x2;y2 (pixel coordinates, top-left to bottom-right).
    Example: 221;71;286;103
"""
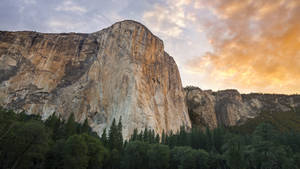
0;107;300;169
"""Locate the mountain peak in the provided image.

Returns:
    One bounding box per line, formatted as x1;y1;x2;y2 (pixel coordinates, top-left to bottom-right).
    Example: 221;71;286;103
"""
94;20;162;43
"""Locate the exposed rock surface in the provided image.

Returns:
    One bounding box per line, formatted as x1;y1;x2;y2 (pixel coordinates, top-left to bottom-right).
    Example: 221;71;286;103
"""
0;20;191;138
185;86;300;128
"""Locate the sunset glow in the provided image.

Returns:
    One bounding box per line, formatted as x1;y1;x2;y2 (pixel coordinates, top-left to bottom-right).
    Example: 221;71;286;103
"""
185;0;300;94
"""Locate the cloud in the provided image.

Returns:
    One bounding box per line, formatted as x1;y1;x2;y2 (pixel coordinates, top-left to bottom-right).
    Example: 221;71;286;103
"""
22;0;36;4
55;0;87;14
140;0;214;88
47;18;86;32
186;0;300;94
142;0;193;38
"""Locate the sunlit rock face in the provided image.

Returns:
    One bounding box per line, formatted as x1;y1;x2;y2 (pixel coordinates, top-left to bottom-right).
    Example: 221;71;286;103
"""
0;20;191;138
185;86;300;128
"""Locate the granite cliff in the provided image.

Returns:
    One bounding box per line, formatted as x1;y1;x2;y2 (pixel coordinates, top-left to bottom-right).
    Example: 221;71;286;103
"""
185;86;300;128
0;20;191;138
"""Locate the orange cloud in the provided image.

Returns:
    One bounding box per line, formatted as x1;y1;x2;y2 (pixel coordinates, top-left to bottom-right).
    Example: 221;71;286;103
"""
186;0;300;94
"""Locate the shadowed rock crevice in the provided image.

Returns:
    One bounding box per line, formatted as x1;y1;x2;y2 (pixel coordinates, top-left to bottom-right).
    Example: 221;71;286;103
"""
56;56;96;89
0;66;18;83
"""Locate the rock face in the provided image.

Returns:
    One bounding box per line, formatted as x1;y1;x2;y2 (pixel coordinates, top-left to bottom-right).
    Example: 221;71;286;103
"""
0;20;191;138
185;86;300;128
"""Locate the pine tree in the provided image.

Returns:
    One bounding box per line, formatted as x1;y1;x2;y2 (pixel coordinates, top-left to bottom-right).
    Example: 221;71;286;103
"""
205;127;212;151
161;130;166;144
108;118;117;150
149;130;155;143
65;114;77;137
143;127;149;142
130;128;138;142
45;113;61;140
138;130;143;141
117;117;123;151
168;131;177;148
178;126;187;146
101;128;108;146
80;119;90;134
155;133;160;144
108;117;123;151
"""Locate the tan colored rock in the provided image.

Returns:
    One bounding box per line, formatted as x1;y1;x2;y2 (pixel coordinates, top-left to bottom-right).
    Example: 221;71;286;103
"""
185;87;218;128
0;20;191;138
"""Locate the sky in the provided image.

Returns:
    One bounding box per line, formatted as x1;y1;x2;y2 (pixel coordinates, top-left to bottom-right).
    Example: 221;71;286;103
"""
0;0;299;94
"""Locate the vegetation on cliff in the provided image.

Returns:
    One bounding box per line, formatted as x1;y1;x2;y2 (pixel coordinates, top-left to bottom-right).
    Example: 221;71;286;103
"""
0;107;300;169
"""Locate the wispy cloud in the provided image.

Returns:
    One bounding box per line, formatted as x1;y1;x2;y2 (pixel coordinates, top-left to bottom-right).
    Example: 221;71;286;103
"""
142;0;193;38
55;0;87;14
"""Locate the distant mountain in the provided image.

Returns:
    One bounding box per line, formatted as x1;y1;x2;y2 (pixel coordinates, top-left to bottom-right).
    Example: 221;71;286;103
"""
185;86;300;131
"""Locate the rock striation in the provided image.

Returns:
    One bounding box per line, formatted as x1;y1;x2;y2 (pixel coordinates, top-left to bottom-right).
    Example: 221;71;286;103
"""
0;20;191;138
185;86;300;128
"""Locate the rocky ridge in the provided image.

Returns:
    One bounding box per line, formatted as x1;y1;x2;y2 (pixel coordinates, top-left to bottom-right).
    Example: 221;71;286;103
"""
185;86;300;128
0;20;191;138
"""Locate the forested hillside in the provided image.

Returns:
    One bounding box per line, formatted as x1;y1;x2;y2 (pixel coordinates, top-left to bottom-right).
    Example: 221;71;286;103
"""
0;107;300;169
230;110;300;133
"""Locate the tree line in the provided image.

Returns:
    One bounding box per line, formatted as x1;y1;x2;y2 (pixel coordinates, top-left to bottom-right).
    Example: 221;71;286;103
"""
0;107;300;169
